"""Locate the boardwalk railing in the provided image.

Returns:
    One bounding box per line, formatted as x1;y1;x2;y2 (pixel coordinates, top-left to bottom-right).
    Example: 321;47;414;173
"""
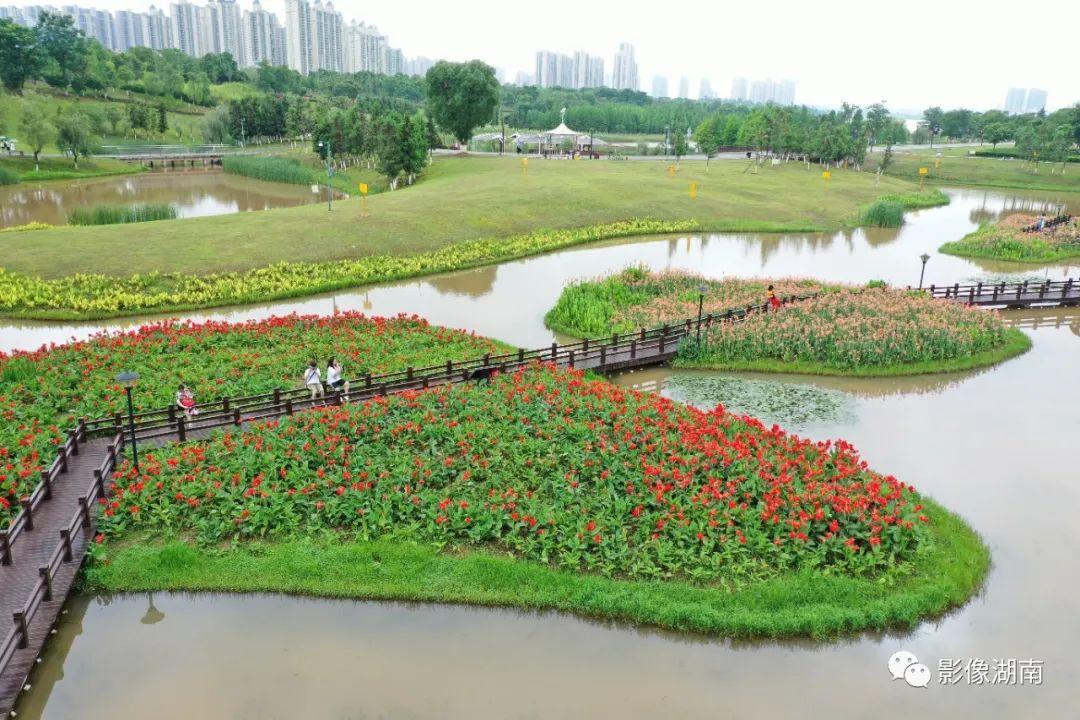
0;433;121;684
919;278;1078;306
79;296;813;447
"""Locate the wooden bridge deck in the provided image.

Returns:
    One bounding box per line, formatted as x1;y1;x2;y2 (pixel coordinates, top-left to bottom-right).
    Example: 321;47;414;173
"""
0;439;109;716
926;278;1079;308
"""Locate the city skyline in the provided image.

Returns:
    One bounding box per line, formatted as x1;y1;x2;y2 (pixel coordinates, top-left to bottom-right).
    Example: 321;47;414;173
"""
1;0;1076;111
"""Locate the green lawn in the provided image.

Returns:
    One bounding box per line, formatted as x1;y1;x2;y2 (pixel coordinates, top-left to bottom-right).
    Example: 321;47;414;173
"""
869;148;1080;192
83;496;988;639
3;155;923;280
0;154;143;182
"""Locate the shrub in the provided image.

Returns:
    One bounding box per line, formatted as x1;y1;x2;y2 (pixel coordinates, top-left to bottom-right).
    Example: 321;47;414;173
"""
69;204;178;226
861;200;905;228
222;155;318;186
0;166;19;185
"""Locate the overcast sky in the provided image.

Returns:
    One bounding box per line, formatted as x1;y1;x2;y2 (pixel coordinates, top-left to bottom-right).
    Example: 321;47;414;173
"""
74;0;1078;112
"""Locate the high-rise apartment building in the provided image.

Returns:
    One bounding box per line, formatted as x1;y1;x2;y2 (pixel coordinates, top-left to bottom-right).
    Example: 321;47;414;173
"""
678;76;689;99
730;76;747;101
0;1;414;76
651;75;668;98
699;79;713;100
746;78;796;105
612;42;637;90
1004;88;1027;113
1024;88;1047;112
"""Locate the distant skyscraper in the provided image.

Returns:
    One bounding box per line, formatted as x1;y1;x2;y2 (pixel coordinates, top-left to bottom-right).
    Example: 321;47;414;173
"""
775;79;796;105
698;79;713;100
612;42;638;91
242;0;282;67
171;1;202;56
344;21;387;73
534;50;573;88
678;76;689;99
1024;88;1047;112
283;0;312;73
571;51;603;89
749;80;767;103
1004;88;1027;113
209;0;243;60
651;75;668;98
730;76;747;101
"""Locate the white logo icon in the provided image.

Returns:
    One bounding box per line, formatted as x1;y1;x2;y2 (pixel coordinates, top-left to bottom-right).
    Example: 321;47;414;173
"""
888;650;919;681
904;663;932;688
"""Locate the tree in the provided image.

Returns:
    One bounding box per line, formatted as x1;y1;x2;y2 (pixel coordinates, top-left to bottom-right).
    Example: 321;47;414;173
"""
672;127;688;164
693;116;721;169
424;60;500;146
156;103;168;133
56;113;93;168
0;19;43;92
865;103;890;151
922;107;944;148
376;114;405;188
402;114;428;183
424;113;441;151
18;99;56;171
35;12;89;91
983;123;1008;149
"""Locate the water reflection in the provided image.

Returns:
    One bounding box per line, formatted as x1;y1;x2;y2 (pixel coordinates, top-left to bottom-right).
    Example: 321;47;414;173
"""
0;171;327;228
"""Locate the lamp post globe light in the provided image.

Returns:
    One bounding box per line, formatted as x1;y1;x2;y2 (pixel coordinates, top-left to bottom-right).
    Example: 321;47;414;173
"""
116;370;140;472
919;253;931;290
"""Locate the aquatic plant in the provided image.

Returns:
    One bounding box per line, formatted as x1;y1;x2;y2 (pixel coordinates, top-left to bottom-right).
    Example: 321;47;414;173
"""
68;203;178;226
860;200;905;228
222;156;318;186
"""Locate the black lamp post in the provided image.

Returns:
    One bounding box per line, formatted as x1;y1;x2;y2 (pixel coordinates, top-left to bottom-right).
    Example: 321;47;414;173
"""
317;140;333;211
116;370;140;472
918;253;930;290
696;283;707;345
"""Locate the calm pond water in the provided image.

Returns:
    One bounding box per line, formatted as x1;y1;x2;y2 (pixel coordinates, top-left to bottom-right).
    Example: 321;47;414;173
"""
6;188;1080;718
0;186;1076;353
0;170;328;229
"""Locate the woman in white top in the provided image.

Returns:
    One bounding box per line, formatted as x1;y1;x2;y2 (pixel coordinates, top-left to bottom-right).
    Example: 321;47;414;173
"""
326;357;350;402
304;360;324;400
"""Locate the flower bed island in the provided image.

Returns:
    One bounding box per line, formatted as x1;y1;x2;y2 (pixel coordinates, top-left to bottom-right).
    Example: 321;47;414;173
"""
85;364;988;638
547;269;1030;376
940;213;1080;263
0;313;506;522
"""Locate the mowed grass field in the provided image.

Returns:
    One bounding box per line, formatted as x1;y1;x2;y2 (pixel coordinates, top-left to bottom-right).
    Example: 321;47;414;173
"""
869;147;1080;192
4;155;921;279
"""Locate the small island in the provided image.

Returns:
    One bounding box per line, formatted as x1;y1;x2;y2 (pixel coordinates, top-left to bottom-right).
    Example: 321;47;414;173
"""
547;268;1031;376
940;212;1080;263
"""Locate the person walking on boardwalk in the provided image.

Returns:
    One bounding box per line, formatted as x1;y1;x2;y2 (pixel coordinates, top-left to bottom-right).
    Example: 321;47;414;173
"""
326;357;350;402
767;284;782;310
304;360;324;401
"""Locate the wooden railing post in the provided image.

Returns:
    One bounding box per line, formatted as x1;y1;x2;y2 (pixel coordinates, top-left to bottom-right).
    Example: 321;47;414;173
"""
0;532;10;565
551;343;558;361
233;408;241;426
407;366;415;381
600;345;607;365
79;496;91;528
285;400;294;416
60;529;73;562
69;428;79;456
517;348;525;363
40;566;53;601
41;469;52;500
568;350;576;368
582;339;589;354
273;388;282;405
21;498;33;531
78;417;87;442
13;611;28;649
59;449;68;473
177;416;187;442
366;372;373;388
444;362;452;377
639;327;646;341
630;340;637;359
168;405;177;426
612;332;619;346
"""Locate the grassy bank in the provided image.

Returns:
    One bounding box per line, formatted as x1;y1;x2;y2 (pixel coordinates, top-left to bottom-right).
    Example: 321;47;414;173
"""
84;496;987;639
868;149;1080;192
940;214;1080;263
0;155;144;182
3;156;929;280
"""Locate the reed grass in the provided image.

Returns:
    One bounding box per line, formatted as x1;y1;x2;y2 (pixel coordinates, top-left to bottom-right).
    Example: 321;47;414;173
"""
68;203;178;226
222;155;318;186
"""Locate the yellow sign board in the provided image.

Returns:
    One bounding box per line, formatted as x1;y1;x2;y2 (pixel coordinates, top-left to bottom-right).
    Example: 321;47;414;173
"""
934;159;941;169
821;170;831;180
918;167;929;175
359;183;369;196
521;157;528;175
689;182;698;199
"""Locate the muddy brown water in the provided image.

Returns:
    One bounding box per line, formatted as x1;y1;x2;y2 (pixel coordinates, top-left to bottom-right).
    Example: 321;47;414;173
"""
0;170;329;229
6;189;1080;718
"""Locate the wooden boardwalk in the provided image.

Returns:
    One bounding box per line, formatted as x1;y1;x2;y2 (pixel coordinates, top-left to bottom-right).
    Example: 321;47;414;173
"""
0;438;113;716
925;278;1080;308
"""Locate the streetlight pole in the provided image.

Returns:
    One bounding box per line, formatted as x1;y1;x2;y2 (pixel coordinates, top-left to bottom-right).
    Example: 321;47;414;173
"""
318;140;333;211
116;371;140;472
696;284;706;345
919;253;930;290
